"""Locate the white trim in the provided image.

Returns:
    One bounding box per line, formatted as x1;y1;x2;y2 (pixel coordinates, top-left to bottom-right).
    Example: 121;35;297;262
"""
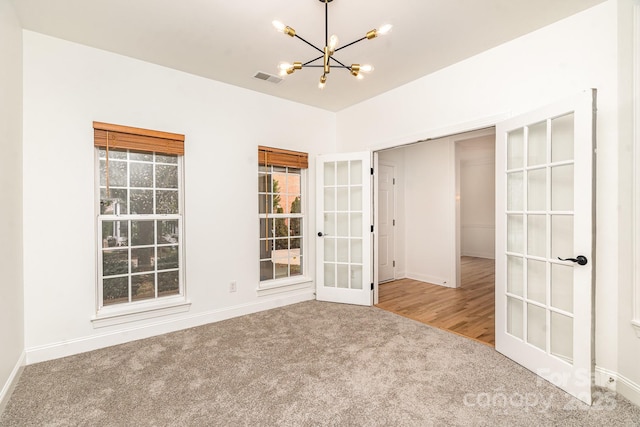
0;351;25;415
617;372;640;407
256;277;313;296
595;365;619;391
595;366;640;407
91;298;191;328
405;272;454;288
632;320;640;338
368;113;509;153
373;153;380;304
461;250;495;260
633;1;640;338
26;290;314;365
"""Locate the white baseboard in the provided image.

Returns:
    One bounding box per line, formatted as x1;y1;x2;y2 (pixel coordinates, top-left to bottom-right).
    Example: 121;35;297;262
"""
461;251;495;260
0;351;25;415
26;290;314;365
405;272;454;288
595;366;640;407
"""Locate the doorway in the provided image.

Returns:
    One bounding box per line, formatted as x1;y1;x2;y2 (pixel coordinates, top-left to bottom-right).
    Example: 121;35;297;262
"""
375;129;496;346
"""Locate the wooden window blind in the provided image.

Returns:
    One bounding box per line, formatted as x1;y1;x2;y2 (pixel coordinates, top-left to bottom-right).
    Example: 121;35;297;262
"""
258;146;308;169
93;121;185;156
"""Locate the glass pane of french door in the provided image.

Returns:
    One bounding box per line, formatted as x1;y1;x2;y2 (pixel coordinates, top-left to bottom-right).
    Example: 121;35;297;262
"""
323;160;364;290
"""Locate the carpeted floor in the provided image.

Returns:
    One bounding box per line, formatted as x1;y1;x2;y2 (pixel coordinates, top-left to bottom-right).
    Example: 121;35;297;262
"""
1;301;639;426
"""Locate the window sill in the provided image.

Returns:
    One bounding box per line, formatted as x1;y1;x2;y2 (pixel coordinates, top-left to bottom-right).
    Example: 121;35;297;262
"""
632;320;640;338
91;297;191;328
257;276;313;296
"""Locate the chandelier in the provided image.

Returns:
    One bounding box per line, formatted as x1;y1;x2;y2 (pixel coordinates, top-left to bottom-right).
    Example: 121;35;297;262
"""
272;0;392;89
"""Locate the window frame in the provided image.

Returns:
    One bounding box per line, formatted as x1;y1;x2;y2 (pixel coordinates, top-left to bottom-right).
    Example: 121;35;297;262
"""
258;153;311;293
92;123;189;327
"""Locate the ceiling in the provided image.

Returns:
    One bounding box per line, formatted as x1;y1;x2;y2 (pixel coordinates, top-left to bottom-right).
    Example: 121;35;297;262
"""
10;0;606;112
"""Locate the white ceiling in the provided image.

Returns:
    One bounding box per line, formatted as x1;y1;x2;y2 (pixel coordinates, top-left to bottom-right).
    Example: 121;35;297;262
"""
10;0;606;112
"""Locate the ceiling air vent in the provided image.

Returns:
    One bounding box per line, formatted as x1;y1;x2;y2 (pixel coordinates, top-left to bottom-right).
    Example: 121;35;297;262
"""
253;71;283;84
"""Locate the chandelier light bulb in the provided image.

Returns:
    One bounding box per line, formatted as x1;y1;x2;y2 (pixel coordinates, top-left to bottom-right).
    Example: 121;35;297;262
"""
377;24;393;35
278;62;292;76
357;74;364;80
328;34;339;54
272;20;286;32
273;20;296;37
319;75;327;89
360;64;374;73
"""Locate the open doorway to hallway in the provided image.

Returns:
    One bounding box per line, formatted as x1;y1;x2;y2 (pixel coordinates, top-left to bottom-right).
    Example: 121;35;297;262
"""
376;257;495;345
374;128;496;346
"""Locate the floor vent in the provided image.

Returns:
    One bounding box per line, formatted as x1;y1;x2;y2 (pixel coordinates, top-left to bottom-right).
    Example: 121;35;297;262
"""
254;71;283;84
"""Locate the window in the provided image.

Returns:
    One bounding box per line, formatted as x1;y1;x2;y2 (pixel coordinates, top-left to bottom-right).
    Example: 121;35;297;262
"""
258;146;308;284
94;122;186;313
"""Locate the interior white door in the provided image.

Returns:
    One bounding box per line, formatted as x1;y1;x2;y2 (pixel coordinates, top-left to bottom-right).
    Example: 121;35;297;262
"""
378;163;395;283
495;90;595;404
316;152;372;306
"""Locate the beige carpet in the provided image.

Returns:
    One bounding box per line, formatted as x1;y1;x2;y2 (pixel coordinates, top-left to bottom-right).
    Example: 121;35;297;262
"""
1;301;639;426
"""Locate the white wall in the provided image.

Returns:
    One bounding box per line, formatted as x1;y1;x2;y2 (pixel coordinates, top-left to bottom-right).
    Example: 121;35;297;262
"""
458;137;495;259
402;138;456;287
0;0;24;411
614;0;640;406
22;31;336;363
337;0;638;403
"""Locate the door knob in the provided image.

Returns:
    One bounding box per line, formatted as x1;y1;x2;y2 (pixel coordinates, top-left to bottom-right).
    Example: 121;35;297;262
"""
557;255;588;266
318;232;324;237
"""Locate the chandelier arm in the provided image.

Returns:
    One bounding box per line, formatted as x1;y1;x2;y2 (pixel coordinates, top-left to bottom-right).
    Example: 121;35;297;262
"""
302;65;351;70
334;37;367;53
328;56;350;69
303;55;324;66
302;65;350;69
293;34;325;55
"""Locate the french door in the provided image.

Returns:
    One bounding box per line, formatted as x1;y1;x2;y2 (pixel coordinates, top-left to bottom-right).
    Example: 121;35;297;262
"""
316;152;373;306
495;90;596;404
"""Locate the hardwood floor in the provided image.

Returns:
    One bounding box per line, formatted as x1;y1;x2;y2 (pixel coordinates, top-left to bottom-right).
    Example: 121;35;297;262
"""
376;256;495;346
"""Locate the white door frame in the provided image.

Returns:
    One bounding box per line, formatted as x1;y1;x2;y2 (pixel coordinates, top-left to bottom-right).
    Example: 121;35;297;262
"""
373;152;379;304
372;115;507;303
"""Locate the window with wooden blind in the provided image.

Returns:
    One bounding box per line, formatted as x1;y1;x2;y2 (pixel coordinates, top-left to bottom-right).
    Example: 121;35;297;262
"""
258;146;308;285
94;122;188;321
